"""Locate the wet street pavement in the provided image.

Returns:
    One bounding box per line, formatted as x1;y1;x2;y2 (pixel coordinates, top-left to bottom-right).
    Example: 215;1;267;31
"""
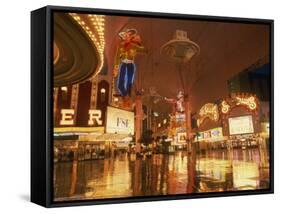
53;148;270;201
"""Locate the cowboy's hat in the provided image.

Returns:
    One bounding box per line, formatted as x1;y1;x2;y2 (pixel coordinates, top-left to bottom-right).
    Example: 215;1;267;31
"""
118;28;138;40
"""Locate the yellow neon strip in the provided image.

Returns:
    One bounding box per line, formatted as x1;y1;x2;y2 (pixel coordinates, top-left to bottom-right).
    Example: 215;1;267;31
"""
54;127;104;133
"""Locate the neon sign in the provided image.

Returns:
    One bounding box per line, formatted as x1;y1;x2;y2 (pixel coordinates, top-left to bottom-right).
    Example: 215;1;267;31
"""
221;100;230;114
220;94;258;114
235;96;257;110
60;109;102;126
88;109;102;125
197;103;219;127
60;109;75;125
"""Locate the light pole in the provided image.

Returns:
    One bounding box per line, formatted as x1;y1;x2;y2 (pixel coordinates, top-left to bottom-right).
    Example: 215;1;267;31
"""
161;30;200;147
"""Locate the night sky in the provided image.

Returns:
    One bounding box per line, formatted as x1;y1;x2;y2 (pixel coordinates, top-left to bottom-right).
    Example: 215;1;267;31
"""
104;16;269;115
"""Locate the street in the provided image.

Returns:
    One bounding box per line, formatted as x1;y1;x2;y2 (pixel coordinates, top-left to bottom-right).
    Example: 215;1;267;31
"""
54;147;269;201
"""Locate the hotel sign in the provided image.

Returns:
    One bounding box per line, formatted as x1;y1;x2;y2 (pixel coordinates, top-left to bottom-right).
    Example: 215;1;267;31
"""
106;106;135;134
59;109;102;126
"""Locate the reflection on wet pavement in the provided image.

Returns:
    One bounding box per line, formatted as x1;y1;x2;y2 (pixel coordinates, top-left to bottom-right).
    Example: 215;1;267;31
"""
53;148;269;201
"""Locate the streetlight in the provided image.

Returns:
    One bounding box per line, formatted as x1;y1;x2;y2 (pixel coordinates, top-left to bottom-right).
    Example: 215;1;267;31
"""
161;30;200;146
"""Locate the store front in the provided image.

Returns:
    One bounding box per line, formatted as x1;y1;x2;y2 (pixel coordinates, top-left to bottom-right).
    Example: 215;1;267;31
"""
195;103;225;151
220;93;261;149
195;127;227;150
77;141;105;161
53;127;105;162
79;133;132;157
104;106;135;156
53;106;135;161
175;132;187;149
195;94;262;151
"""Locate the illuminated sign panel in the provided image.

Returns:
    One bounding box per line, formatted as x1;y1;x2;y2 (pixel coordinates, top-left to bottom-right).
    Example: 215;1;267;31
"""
197;103;219;127
60;109;75;125
221;94;258;114
228;115;254;135
210;127;223;138
177;132;187;143
88;109;102;125
59;109;102;126
235;96;257;110
196;127;224;142
106;106;135;134
176;113;185;122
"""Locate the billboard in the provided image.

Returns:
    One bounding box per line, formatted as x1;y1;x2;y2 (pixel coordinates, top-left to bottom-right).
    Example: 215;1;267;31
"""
177;132;187;143
106;106;135;134
196;127;224;142
210;127;223;138
228;115;254;135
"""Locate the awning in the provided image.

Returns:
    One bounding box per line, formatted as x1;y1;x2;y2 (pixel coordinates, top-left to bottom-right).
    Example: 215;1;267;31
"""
79;133;133;142
54;127;104;135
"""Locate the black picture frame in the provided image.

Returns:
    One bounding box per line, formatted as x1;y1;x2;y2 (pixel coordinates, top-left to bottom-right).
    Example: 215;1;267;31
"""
31;5;274;208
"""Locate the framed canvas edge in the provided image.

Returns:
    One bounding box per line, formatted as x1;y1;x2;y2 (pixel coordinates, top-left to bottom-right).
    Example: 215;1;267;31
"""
38;5;274;208
31;7;48;207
